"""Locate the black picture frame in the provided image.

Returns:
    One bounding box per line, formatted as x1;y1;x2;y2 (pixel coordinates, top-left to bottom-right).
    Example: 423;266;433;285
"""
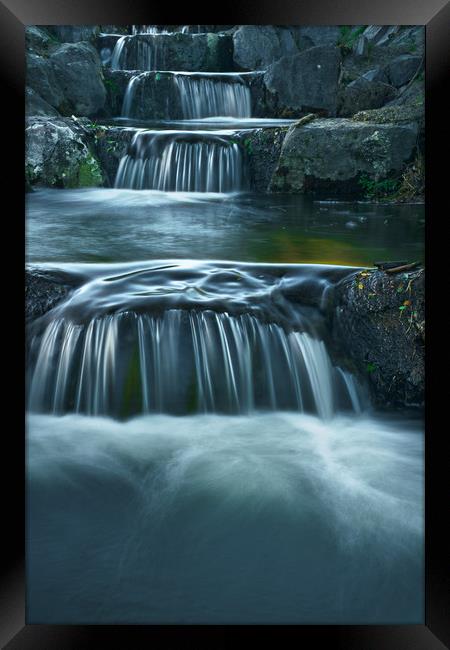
2;1;448;647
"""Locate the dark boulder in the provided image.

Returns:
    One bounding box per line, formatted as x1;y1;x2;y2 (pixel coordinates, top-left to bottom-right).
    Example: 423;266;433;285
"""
243;127;289;192
264;46;342;117
386;55;423;88
26;269;81;322
26;42;106;117
270;118;418;195
26;116;104;189
232;26;307;71
338;76;398;117
331;268;424;409
25;87;60;117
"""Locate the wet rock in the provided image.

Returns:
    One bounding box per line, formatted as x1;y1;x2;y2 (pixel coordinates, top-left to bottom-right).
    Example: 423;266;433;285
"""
386;55;423;88
332;268;424;409
116;33;234;72
94;126;137;187
353;35;369;58
26;269;81;322
233;26;309;71
264;46;342;117
270;118;418;195
25;26;54;54
244;127;289;191
338;77;398;117
25;116;104;189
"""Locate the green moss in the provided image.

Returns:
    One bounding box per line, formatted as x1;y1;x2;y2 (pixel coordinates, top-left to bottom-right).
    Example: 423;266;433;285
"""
64;153;103;189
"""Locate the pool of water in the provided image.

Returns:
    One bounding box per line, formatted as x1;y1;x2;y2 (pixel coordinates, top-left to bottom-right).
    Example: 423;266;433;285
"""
27;411;424;624
26;189;424;266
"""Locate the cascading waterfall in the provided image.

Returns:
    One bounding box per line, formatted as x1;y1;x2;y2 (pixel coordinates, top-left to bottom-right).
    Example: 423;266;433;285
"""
114;131;247;192
110;35;164;71
175;74;251;119
27;309;363;418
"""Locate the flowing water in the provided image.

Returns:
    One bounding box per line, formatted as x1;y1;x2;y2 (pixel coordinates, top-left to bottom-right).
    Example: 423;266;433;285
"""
26;24;424;625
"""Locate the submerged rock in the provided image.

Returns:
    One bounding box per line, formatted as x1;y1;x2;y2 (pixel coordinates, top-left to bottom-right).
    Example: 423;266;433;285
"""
332;268;424;409
25;117;104;189
264;46;342;117
269;118;418;195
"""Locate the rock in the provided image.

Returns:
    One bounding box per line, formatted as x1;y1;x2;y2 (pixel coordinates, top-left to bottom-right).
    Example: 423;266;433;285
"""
232;26;312;71
25;26;53;53
115;33;234;72
269;118;418;195
49;42;106;115
45;25;101;43
353;35;369;57
26;43;106;117
264;46;342;117
243;127;289;192
291;26;341;48
386;55;422;88
94;126;137;187
362;67;389;84
26;52;65;111
361;26;393;45
26;87;60;117
332;268;424;408
338;77;398;117
25;116;104;188
26;268;81;322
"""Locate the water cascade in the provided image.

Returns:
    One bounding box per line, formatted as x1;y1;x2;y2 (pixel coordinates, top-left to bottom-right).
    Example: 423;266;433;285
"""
175;74;251;119
114;131;247;192
28;309;364;418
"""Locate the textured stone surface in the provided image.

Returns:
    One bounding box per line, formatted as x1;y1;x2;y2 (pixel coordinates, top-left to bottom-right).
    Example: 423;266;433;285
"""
244;127;289;192
264;46;342;116
26;269;81;322
232;26;311;71
25;87;60;117
338;77;398;117
270;118;418;194
386;55;423;88
26;42;106;117
332;268;424;408
26;117;104;188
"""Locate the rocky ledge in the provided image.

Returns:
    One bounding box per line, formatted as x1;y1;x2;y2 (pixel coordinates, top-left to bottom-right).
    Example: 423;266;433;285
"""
331;266;424;409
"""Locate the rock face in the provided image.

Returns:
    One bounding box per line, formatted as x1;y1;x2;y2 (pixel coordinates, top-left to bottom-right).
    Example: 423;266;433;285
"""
115;33;234;72
270;118;419;194
338;77;398;117
332;268;424;408
244;127;289;192
232;26;312;71
25;117;104;189
25;87;60;117
26;42;106;117
26;269;80;322
386;55;422;87
264;47;342;117
45;25;101;43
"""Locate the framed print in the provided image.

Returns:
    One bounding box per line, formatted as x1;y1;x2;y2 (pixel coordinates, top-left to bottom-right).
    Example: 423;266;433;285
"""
1;0;449;647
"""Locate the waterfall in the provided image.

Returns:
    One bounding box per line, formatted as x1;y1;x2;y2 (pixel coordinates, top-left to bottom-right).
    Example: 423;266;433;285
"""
114;131;247;192
27;309;363;418
111;35;129;71
175;75;251;119
110;35;163;71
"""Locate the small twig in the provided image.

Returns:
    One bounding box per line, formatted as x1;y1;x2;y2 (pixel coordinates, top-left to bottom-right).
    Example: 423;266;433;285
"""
385;262;420;274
